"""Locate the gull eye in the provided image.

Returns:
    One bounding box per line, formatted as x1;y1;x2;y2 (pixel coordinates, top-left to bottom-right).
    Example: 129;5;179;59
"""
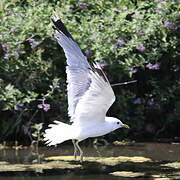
117;122;120;125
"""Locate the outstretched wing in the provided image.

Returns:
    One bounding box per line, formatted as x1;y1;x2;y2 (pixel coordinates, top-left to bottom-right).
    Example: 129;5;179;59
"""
74;63;115;124
52;13;91;121
52;13;115;124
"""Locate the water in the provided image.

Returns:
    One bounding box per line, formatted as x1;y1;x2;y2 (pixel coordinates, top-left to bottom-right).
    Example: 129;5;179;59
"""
0;142;180;179
0;175;124;180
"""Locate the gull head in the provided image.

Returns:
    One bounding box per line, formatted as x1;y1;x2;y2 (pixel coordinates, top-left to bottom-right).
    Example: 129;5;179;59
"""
105;117;130;131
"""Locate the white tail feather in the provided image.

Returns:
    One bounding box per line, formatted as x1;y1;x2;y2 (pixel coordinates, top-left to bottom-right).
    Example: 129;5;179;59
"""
44;121;72;146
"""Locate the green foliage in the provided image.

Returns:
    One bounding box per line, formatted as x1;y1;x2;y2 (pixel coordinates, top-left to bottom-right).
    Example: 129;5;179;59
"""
0;0;179;143
32;123;44;143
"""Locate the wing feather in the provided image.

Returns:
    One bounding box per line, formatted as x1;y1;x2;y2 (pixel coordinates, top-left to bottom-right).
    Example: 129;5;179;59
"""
52;13;91;121
74;63;115;124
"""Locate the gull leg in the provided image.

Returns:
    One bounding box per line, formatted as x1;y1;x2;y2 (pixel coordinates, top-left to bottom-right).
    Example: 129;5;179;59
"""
72;139;78;160
76;141;83;163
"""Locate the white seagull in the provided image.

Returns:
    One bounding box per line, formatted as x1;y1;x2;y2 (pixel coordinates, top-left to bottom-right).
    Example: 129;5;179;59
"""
44;13;130;163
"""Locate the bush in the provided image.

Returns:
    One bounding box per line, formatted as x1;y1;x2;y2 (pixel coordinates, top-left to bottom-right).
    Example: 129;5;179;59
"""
0;0;179;144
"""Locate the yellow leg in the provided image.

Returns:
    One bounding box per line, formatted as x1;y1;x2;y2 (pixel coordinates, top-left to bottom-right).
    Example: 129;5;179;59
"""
72;139;78;160
76;141;83;163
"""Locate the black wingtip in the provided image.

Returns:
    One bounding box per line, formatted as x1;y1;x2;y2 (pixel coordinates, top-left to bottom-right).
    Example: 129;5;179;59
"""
91;65;108;83
52;18;74;40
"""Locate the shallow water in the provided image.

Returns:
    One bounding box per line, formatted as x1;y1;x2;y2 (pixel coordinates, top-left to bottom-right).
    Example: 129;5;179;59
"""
0;142;180;179
1;142;180;163
0;175;138;180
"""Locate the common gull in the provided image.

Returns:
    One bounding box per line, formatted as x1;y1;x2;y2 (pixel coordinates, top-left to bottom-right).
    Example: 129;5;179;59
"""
44;13;130;162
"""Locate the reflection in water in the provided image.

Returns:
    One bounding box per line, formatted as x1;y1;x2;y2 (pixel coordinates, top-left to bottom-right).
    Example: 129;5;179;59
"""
0;148;42;164
1;142;180;164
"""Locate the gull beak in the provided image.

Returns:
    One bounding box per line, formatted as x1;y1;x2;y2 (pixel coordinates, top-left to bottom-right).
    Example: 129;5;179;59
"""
123;124;130;129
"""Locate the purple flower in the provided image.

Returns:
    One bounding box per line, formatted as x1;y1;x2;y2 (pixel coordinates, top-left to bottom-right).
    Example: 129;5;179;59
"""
133;98;141;104
85;49;92;57
153;62;161;70
146;62;160;70
38;104;50;112
128;67;138;74
14;105;20;111
148;98;154;105
7;10;13;15
163;21;173;28
14;104;24;111
173;25;180;31
136;28;143;35
29;38;35;43
4;53;9;60
29;38;40;48
76;1;88;11
43;104;50;112
136;45;145;52
2;43;9;52
37;104;43;109
114;40;125;48
146;63;153;69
